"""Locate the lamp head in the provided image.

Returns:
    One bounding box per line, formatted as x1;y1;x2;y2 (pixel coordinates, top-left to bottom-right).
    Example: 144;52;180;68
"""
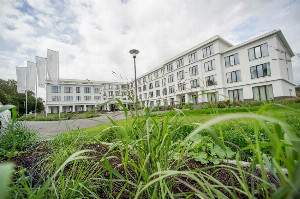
129;49;139;58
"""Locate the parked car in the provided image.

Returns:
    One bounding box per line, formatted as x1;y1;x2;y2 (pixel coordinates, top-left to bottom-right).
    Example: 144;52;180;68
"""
0;102;11;130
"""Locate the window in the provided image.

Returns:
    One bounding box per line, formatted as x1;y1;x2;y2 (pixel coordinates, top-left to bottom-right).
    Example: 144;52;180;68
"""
176;58;184;68
161;68;165;76
169;85;175;93
64;96;73;101
150;101;154;108
163;88;167;95
143;77;147;84
84;87;91;93
177;70;185;80
207;92;218;102
250;62;271;79
94;87;100;93
76;96;81;101
162;78;166;86
52;96;61;101
115;85;119;89
103;91;106;96
144;93;147;99
115;91;120;96
205;75;217;86
190;79;199;88
64;87;72;93
155;81;160;88
228;89;243;102
139;94;142;100
188;52;198;63
224;53;239;67
149;83;153;89
168;74;174;83
149;91;153;98
189;65;198;76
154;71;159;79
148;74;152;81
203;44;214;58
156;90;160;97
191;94;198;104
178;83;186;91
252;85;273;101
121;91;127;96
138;79;141;85
143;85;147;91
138;87;142;92
156;100;161;106
94;96;101;100
166;63;173;72
51;86;61;93
108;91;113;96
84;96;91;101
121;84;128;89
109;85;113;89
76;87;80;93
204;59;216;72
226;70;242;83
248;43;269;61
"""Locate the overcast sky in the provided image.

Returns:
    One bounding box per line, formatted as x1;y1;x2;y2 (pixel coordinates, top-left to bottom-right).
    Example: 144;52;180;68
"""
0;0;300;98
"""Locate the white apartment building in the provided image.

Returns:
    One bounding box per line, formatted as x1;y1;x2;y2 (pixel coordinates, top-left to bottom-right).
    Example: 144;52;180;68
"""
45;79;130;113
129;29;296;107
46;30;296;113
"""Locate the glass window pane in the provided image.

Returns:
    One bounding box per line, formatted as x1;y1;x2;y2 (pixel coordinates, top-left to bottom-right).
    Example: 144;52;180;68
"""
266;85;274;100
255;46;262;58
259;86;266;101
210;45;214;55
234;53;240;64
236;70;241;82
257;65;263;77
266;62;271;76
212;59;216;70
203;48;207;58
238;89;244;101
248;48;255;61
207;47;211;56
252;87;259;101
233;89;238;100
261;43;269;57
204;62;208;72
230;55;234;66
228;90;234;103
232;71;237;82
208;61;211;71
250;66;257;79
226;72;231;83
225;57;230;67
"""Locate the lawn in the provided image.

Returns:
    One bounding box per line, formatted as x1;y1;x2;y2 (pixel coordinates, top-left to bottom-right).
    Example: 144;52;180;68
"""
0;102;300;198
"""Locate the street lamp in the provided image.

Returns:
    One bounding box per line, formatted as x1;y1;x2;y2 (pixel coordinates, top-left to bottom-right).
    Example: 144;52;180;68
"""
129;49;139;103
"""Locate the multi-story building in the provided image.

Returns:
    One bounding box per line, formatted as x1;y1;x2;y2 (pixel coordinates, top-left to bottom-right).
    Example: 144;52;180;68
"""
45;79;130;113
45;30;296;113
129;29;296;107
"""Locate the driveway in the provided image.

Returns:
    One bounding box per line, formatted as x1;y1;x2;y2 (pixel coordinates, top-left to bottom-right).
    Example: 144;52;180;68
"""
23;111;128;136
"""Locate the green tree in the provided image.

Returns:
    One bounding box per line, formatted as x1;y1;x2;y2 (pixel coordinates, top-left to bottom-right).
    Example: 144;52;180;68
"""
0;79;44;115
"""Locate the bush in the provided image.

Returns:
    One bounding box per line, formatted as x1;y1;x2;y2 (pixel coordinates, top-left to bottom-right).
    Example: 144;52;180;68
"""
0;123;37;157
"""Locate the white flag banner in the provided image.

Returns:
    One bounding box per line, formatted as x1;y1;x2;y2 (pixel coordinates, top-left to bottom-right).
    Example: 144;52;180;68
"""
26;61;37;91
16;66;26;93
47;49;59;85
36;56;46;88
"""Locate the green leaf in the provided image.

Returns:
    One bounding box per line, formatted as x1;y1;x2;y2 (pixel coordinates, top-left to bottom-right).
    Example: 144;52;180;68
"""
0;162;15;199
0;105;14;113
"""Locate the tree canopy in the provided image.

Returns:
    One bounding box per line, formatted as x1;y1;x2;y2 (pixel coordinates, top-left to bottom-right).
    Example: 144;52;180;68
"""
0;79;44;115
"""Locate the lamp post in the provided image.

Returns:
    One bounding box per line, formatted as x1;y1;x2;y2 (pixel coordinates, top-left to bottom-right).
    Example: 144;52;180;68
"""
129;49;139;103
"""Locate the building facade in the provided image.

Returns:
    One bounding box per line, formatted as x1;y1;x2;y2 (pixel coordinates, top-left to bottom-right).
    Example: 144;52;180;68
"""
45;30;296;113
45;79;131;113
129;30;296;107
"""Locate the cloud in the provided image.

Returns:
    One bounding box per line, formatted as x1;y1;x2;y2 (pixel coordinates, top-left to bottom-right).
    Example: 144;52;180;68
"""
0;0;300;101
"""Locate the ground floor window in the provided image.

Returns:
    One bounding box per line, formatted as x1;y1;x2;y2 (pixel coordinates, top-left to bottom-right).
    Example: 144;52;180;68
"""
207;92;218;102
228;89;244;102
191;94;198;104
170;98;175;106
180;96;185;105
252;84;273;101
150;101;154;107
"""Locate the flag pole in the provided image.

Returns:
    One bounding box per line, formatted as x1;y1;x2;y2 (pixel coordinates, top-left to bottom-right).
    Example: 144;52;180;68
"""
45;57;48;117
58;50;60;119
25;67;28;116
35;69;38;118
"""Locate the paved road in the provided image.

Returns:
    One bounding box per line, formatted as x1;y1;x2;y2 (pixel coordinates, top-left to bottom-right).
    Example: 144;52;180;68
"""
23;111;128;136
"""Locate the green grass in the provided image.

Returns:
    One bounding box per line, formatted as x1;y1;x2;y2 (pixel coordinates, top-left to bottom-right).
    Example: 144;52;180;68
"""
1;101;300;198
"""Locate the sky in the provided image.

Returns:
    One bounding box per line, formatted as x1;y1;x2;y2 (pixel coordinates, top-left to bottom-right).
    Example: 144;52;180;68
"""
0;0;300;99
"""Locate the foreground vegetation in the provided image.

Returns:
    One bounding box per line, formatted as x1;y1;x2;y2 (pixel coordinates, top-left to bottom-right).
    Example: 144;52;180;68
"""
0;101;300;198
